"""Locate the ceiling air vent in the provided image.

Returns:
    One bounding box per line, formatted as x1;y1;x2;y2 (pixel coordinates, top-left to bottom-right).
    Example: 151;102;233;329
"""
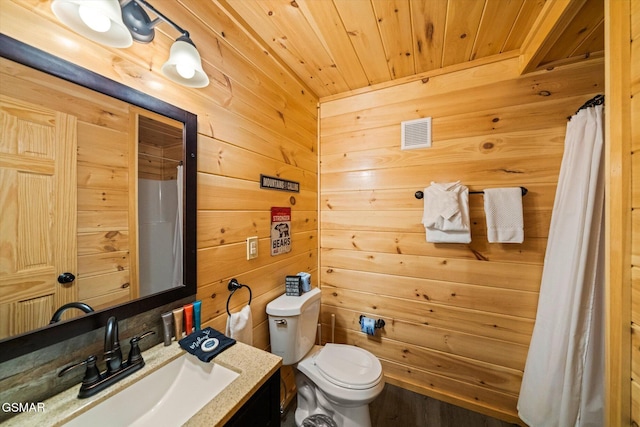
401;117;432;150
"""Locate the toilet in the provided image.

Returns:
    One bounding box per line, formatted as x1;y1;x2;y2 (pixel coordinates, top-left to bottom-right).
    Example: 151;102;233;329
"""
266;287;384;427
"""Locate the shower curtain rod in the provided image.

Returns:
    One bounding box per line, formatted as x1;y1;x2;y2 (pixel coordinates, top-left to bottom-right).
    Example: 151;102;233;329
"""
139;152;183;164
575;94;604;114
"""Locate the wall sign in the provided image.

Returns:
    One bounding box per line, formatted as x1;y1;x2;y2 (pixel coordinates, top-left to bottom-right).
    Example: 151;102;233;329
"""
260;174;300;193
271;207;291;256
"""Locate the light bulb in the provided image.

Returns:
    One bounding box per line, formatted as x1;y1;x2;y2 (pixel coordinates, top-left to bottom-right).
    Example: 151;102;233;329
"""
176;63;196;80
78;4;112;33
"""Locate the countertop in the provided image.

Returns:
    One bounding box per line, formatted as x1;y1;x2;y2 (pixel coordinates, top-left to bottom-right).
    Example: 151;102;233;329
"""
3;340;282;427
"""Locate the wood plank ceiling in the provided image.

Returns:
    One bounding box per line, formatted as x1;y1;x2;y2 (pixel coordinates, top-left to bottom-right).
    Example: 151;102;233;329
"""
220;0;604;99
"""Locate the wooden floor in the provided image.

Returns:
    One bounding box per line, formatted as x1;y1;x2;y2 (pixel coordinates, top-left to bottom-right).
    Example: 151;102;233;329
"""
280;383;520;427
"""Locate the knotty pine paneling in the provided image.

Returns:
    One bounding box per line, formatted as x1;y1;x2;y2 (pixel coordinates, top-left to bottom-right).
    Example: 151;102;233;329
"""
319;56;603;421
0;1;609;424
198;134;317;189
343;327;523;395
632;267;640;326
633;323;640;385
76;117;130;310
199;232;317;287
222;1;600;100
321;269;538;319
321;128;567;173
631;0;640;422
634;379;640;427
3;0;318;357
634;153;640;207
322;248;541;292
320;306;528;370
322;208;550;238
321;229;548;265
320;285;533;345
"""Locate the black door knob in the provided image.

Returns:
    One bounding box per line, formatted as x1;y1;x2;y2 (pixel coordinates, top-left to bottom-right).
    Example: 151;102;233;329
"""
57;272;76;284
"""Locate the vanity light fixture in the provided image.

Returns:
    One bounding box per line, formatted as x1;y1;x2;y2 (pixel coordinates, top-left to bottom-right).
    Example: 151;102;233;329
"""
51;0;209;88
51;0;133;48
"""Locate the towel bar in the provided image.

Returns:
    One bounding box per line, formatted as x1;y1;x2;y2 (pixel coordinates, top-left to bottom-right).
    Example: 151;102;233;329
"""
414;186;528;200
226;278;252;316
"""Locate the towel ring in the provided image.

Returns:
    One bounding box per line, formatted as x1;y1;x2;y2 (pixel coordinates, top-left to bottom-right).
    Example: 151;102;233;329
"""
226;278;252;316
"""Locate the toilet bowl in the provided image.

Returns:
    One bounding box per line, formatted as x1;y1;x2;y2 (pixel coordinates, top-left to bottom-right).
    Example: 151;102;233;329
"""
295;345;384;426
266;288;384;427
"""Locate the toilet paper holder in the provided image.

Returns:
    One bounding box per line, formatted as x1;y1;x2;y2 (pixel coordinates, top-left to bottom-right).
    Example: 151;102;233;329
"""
359;315;385;330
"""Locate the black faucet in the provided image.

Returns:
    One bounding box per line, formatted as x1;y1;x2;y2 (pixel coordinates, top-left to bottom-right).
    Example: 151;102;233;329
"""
104;316;122;374
49;302;94;324
59;316;155;399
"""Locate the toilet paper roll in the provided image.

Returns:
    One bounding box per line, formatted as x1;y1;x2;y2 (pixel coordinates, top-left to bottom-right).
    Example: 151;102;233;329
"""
360;316;376;336
297;272;311;292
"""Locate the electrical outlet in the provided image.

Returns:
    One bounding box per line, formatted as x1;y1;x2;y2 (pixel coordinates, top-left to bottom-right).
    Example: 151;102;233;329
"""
246;236;258;260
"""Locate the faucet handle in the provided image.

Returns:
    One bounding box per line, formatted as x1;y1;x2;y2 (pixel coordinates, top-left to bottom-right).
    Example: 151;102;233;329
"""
59;355;101;387
128;331;156;365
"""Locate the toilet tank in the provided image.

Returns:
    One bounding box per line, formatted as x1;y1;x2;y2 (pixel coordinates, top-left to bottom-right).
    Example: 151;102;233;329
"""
266;287;321;365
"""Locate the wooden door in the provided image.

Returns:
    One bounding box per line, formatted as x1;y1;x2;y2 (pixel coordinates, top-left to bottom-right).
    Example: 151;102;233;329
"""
0;95;77;338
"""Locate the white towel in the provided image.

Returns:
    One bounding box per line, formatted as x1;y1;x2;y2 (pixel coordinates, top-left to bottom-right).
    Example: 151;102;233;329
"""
422;181;466;230
422;182;471;243
225;304;253;345
483;188;524;243
426;227;471;243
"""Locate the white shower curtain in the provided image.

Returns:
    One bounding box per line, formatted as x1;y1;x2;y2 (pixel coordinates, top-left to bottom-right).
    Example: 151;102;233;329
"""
172;164;183;287
517;104;604;426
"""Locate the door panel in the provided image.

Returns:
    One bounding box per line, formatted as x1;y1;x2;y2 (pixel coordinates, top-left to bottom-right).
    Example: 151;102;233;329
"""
0;95;77;337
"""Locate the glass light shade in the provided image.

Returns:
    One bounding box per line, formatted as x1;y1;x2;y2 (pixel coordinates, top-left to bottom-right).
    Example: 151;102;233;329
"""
78;4;111;33
161;39;209;88
51;0;133;48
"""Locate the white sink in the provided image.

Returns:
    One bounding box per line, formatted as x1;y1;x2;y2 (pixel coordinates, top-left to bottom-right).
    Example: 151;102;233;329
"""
63;353;240;427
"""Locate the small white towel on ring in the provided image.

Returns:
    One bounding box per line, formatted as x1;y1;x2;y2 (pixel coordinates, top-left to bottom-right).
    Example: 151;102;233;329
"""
483;188;524;243
422;182;471;243
226;304;253;345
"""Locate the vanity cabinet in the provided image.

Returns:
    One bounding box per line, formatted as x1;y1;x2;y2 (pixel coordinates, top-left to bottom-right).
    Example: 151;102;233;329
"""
225;370;281;427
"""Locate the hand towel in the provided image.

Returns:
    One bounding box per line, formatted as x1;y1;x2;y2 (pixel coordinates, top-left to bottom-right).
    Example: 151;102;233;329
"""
225;304;253;345
422;181;466;231
483;188;524;243
178;327;236;362
422;182;471;243
426;227;472;243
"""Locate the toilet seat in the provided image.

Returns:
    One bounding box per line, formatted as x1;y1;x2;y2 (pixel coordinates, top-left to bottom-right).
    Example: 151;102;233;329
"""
313;344;382;390
296;345;385;410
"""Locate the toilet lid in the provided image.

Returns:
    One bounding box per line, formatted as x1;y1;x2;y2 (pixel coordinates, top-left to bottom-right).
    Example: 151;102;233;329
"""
314;344;382;390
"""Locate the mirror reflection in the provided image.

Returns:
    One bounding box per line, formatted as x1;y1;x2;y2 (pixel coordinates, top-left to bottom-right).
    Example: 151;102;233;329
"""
137;115;184;295
0;55;185;340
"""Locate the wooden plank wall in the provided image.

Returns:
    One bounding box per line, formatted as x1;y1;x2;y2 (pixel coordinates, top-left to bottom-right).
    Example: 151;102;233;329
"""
319;56;604;422
630;0;640;422
76;117;132;310
138;142;181;181
1;0;318;354
138;115;183;181
3;0;619;422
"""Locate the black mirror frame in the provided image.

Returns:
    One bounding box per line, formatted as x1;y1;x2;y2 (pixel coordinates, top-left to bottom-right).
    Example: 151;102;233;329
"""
0;34;197;362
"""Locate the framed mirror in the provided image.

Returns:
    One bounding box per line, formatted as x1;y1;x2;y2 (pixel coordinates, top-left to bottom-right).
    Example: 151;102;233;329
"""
0;34;197;362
